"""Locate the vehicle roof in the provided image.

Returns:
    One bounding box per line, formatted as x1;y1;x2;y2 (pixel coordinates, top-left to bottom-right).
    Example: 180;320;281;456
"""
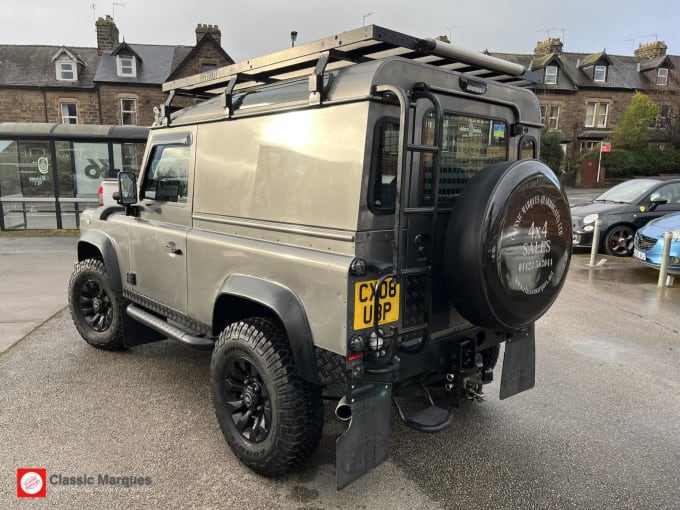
166;56;541;127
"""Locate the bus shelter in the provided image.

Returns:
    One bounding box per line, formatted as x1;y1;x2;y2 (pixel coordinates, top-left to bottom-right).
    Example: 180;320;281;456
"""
0;123;148;230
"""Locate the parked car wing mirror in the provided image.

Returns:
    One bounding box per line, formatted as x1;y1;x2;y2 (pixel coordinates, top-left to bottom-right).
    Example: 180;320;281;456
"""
650;196;668;210
118;171;138;206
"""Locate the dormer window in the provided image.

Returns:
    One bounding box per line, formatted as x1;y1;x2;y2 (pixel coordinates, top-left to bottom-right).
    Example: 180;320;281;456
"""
657;68;669;86
117;56;136;77
544;65;558;84
594;65;607;82
56;60;76;81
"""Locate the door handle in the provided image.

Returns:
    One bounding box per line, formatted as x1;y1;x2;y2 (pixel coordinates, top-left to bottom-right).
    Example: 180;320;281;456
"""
164;243;183;255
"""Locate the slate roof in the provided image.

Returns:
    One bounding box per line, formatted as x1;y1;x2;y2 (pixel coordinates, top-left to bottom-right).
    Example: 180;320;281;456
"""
491;50;680;92
94;43;181;84
0;45;100;88
638;55;673;72
578;51;612;68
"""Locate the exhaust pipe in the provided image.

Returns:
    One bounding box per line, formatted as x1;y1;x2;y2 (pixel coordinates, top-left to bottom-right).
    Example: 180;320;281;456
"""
334;396;352;421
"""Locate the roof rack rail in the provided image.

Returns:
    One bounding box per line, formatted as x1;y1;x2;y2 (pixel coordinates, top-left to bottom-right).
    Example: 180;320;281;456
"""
163;24;540;98
159;25;540;125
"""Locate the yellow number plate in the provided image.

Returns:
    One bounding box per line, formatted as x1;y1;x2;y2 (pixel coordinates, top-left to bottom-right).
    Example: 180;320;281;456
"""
353;278;400;330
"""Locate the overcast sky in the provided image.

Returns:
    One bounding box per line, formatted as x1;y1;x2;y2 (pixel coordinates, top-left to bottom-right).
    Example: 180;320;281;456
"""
1;0;678;60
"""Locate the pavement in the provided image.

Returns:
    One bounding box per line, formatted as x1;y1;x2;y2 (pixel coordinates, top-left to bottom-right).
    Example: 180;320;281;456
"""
0;237;76;352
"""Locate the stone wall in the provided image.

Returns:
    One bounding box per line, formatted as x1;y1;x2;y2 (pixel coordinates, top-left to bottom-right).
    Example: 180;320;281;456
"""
170;43;234;81
0;88;100;124
634;41;667;59
96;84;166;126
96;15;120;55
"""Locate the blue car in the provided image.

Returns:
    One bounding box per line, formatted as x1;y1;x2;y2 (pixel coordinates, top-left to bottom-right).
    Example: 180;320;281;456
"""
633;211;680;271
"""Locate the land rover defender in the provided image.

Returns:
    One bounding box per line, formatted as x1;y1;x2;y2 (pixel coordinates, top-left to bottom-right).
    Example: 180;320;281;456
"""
68;26;572;489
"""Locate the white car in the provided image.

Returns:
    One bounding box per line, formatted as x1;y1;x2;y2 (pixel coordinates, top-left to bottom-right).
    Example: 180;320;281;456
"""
97;178;119;207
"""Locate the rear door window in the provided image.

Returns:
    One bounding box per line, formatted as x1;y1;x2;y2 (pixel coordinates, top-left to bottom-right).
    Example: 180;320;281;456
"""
370;120;399;211
421;112;508;205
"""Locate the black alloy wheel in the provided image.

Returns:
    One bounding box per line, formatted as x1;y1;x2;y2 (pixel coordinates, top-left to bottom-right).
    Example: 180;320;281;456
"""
79;279;114;332
223;356;273;443
68;258;125;350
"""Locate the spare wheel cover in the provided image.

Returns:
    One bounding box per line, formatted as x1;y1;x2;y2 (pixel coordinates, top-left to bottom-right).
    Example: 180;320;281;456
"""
443;160;572;330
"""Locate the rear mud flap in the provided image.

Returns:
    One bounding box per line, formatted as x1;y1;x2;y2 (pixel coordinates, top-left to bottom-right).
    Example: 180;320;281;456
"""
500;324;535;400
336;382;392;490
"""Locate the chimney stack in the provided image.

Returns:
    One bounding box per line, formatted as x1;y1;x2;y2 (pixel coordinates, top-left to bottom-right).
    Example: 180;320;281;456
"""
195;24;221;46
534;38;563;57
95;15;120;55
634;40;667;59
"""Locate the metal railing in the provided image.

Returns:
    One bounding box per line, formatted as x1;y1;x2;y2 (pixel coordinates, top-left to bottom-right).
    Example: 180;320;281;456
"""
0;196;98;230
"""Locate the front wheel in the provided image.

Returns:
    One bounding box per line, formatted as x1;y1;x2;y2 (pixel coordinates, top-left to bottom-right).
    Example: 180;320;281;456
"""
68;258;125;350
211;318;323;476
604;225;634;257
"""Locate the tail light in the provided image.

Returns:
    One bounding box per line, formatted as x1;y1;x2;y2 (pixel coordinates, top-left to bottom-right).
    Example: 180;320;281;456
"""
98;185;104;206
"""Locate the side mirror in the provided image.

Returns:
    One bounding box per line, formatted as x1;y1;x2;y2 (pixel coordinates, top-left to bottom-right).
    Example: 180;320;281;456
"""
650;196;668;210
118;171;138;206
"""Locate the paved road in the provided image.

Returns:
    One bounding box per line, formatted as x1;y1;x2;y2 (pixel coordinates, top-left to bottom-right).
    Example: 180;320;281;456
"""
0;237;76;351
1;252;678;509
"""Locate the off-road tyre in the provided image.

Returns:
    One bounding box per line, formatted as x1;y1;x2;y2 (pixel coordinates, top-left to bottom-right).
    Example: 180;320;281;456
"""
211;318;323;477
68;258;125;350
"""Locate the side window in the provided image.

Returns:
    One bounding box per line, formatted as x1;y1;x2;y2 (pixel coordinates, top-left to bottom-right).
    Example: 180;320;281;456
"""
652;183;680;204
421;112;508;204
141;145;191;203
370;120;399;211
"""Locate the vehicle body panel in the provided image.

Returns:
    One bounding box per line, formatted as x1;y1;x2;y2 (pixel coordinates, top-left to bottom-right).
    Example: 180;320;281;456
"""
633;211;680;271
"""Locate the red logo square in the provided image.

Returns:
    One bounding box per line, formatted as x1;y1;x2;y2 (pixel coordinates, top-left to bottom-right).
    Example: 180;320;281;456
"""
17;468;47;498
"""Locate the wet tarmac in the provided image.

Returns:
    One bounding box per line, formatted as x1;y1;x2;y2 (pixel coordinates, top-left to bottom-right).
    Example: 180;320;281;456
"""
569;249;680;332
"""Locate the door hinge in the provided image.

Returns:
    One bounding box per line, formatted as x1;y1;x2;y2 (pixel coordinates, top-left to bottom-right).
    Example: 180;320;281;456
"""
127;272;137;285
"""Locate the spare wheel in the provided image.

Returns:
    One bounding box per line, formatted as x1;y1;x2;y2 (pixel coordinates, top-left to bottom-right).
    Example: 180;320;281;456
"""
443;160;572;330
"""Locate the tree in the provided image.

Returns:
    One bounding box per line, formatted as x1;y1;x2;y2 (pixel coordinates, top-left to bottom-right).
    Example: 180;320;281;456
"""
613;92;659;149
539;128;564;173
656;110;680;148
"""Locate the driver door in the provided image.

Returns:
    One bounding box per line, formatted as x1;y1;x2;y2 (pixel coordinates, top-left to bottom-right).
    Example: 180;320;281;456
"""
127;131;194;314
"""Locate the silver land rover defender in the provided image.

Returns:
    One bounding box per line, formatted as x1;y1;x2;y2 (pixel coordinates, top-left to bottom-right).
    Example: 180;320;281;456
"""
68;26;572;489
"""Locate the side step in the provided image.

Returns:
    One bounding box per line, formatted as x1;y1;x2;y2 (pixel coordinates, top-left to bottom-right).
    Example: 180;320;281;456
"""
125;304;215;350
392;383;453;433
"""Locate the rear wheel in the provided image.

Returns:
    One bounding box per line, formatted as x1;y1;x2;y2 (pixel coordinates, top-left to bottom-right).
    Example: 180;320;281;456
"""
604;225;634;257
68;258;125;350
211;318;323;476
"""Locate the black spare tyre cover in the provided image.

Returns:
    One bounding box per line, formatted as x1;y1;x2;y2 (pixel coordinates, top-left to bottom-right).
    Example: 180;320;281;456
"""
443;160;571;330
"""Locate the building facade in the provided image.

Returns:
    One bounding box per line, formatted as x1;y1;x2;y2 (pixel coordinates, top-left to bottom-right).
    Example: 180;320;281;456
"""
494;39;680;168
0;17;233;127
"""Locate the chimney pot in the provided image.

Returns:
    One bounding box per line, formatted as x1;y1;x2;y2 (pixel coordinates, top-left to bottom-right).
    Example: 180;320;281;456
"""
195;23;221;46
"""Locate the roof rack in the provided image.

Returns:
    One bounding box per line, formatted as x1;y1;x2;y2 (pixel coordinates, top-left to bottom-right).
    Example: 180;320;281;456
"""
159;25;540;124
164;25;540;96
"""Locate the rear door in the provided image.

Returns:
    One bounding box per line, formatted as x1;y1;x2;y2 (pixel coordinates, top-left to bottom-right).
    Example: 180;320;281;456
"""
127;130;195;314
